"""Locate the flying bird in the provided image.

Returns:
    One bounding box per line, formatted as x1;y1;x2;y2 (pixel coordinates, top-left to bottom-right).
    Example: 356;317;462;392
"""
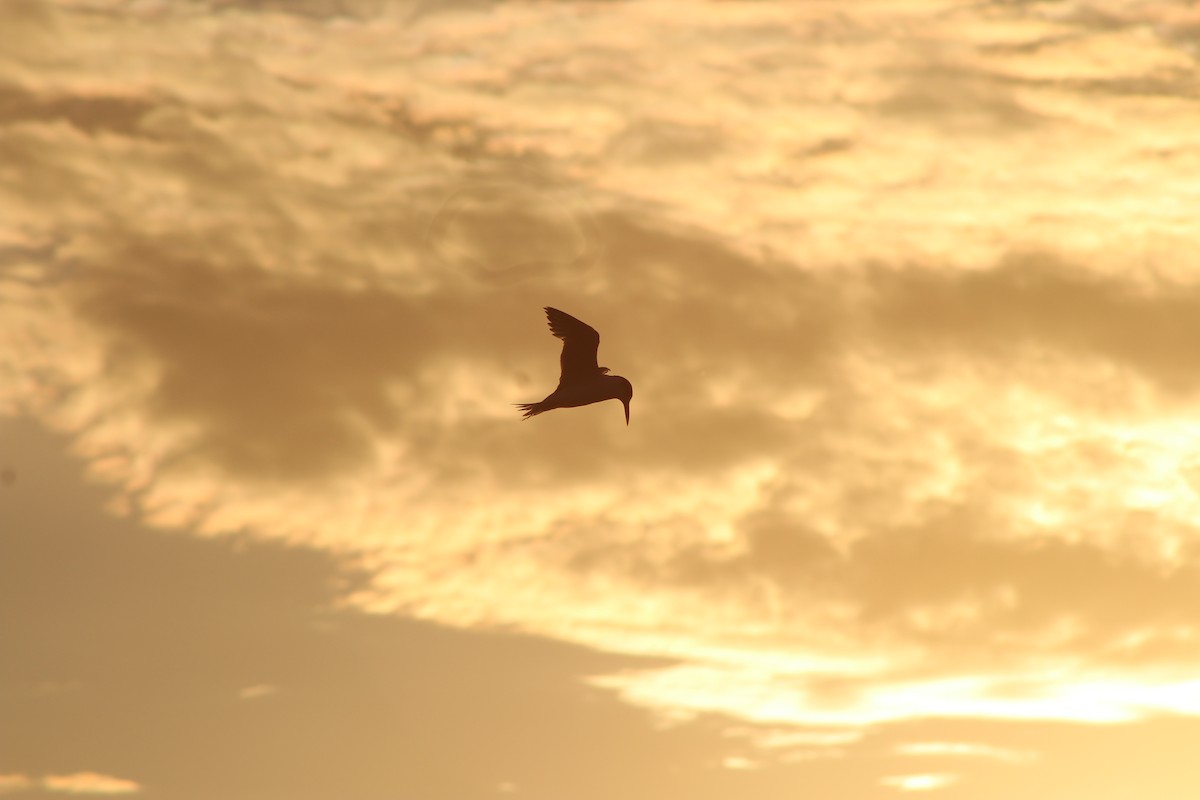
516;307;633;425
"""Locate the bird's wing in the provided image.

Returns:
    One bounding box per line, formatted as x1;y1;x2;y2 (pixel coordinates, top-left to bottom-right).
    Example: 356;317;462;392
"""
544;306;600;384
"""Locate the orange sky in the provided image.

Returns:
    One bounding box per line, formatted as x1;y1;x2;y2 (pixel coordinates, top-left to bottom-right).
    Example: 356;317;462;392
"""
3;0;1200;797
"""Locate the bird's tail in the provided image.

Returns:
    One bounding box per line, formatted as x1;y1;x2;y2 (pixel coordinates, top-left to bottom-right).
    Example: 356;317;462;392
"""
514;401;548;420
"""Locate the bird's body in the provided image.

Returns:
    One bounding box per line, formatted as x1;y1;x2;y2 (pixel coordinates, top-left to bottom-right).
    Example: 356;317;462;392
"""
516;307;632;424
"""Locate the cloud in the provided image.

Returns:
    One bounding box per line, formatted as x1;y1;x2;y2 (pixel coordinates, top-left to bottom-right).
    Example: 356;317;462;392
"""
17;194;1200;749
41;773;141;796
0;82;155;137
895;741;1037;763
18;172;1200;750
868;253;1200;396
0;772;141;797
72;241;432;482
6;5;1200;798
607;119;728;165
237;684;280;700
876;59;1049;131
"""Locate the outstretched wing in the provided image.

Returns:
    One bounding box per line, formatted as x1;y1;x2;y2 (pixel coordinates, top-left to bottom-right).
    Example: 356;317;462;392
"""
544;306;600;384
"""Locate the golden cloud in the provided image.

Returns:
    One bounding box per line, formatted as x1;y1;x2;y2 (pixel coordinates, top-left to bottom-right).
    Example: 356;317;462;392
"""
4;2;1200;795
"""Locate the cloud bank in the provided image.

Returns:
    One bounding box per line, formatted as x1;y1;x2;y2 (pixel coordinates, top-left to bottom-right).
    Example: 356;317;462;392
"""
4;0;1200;795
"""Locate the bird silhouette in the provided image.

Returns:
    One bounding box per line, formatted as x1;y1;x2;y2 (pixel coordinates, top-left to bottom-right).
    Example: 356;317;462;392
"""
516;307;633;424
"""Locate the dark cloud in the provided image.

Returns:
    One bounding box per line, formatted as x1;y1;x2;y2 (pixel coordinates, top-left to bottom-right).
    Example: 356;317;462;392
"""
66;230;620;484
381;101;518;163
799;137;854;159
66;203;1200;494
869;252;1200;395
591;212;846;384
0;83;156;137
608;120;727;164
73;244;427;481
64;207;845;485
878;69;1047;130
192;0;427;22
1061;74;1200;101
847;507;1200;645
425;176;600;284
0;240;78;286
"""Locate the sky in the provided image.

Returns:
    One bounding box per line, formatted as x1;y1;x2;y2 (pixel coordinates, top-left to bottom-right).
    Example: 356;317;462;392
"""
3;0;1200;797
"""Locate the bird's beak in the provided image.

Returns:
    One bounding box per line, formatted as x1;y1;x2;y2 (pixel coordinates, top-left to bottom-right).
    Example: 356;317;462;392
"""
623;400;630;426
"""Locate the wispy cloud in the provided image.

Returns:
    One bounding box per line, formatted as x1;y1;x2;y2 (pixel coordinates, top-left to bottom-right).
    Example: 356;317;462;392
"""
237;684;280;700
896;741;1038;764
0;771;130;798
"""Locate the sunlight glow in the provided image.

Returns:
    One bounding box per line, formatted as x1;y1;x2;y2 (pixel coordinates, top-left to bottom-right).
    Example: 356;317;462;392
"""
7;0;1200;795
880;774;958;793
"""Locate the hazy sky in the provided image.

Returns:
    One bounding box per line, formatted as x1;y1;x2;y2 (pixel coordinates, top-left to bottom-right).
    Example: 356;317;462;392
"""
3;0;1200;797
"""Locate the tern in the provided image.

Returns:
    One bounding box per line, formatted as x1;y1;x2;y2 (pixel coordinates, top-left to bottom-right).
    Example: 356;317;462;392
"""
516;307;633;425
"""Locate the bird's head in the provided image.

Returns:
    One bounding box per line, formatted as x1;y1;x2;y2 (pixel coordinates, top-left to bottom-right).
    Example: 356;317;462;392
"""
610;375;633;425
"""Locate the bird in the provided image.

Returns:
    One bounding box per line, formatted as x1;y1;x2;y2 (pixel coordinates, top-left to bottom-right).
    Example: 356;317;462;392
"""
516;307;633;425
